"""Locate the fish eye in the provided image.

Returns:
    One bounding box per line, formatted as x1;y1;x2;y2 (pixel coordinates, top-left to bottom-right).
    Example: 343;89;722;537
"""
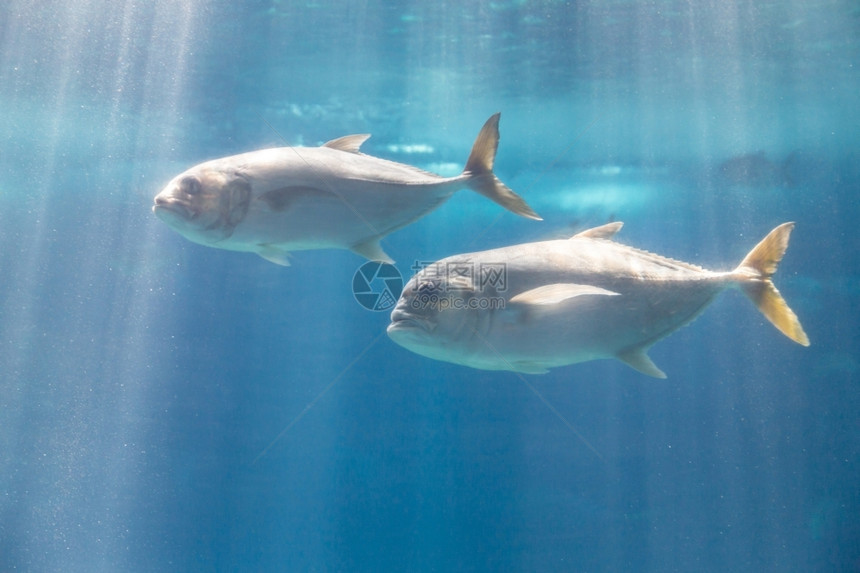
181;176;201;195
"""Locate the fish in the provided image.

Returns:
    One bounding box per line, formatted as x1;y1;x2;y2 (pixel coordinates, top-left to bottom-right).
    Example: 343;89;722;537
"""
152;113;540;265
387;222;809;377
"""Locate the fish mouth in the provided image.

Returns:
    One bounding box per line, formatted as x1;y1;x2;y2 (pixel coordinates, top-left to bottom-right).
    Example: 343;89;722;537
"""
388;308;435;333
152;196;192;219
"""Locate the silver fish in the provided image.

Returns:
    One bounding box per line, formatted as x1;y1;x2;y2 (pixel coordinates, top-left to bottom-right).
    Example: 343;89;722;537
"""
387;222;809;377
152;114;539;265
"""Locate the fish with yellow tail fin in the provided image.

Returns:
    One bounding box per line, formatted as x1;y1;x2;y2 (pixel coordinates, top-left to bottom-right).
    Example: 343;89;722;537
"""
388;222;809;377
152;114;539;265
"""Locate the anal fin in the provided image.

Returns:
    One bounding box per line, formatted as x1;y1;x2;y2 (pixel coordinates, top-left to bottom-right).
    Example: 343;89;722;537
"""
257;246;292;266
617;348;667;379
511;361;550;374
351;238;394;263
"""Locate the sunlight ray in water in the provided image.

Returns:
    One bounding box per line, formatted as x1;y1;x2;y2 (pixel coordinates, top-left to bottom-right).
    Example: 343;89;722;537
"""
0;1;205;570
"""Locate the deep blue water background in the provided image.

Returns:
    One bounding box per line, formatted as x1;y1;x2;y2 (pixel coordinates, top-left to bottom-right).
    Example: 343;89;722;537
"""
1;1;859;571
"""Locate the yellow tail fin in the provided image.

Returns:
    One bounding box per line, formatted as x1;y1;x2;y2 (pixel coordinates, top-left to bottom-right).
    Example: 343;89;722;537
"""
735;222;810;346
463;113;542;221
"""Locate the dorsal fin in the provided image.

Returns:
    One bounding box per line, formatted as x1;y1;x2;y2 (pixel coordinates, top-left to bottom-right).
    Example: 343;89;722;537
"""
323;134;371;153
572;221;624;240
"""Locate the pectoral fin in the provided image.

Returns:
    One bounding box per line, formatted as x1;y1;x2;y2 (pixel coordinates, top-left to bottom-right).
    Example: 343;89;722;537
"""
351;238;394;263
509;283;619;306
616;348;666;379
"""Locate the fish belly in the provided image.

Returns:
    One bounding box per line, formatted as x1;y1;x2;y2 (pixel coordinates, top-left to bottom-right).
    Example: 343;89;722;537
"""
480;280;723;370
225;181;455;253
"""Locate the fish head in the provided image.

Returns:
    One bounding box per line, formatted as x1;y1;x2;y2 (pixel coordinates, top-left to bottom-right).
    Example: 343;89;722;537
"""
153;166;251;245
387;264;494;363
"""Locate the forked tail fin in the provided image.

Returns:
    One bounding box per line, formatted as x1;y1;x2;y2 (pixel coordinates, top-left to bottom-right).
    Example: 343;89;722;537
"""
463;113;542;220
734;222;810;346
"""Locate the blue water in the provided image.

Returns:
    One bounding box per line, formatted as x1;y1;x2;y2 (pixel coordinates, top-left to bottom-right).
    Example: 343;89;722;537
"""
1;1;858;571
